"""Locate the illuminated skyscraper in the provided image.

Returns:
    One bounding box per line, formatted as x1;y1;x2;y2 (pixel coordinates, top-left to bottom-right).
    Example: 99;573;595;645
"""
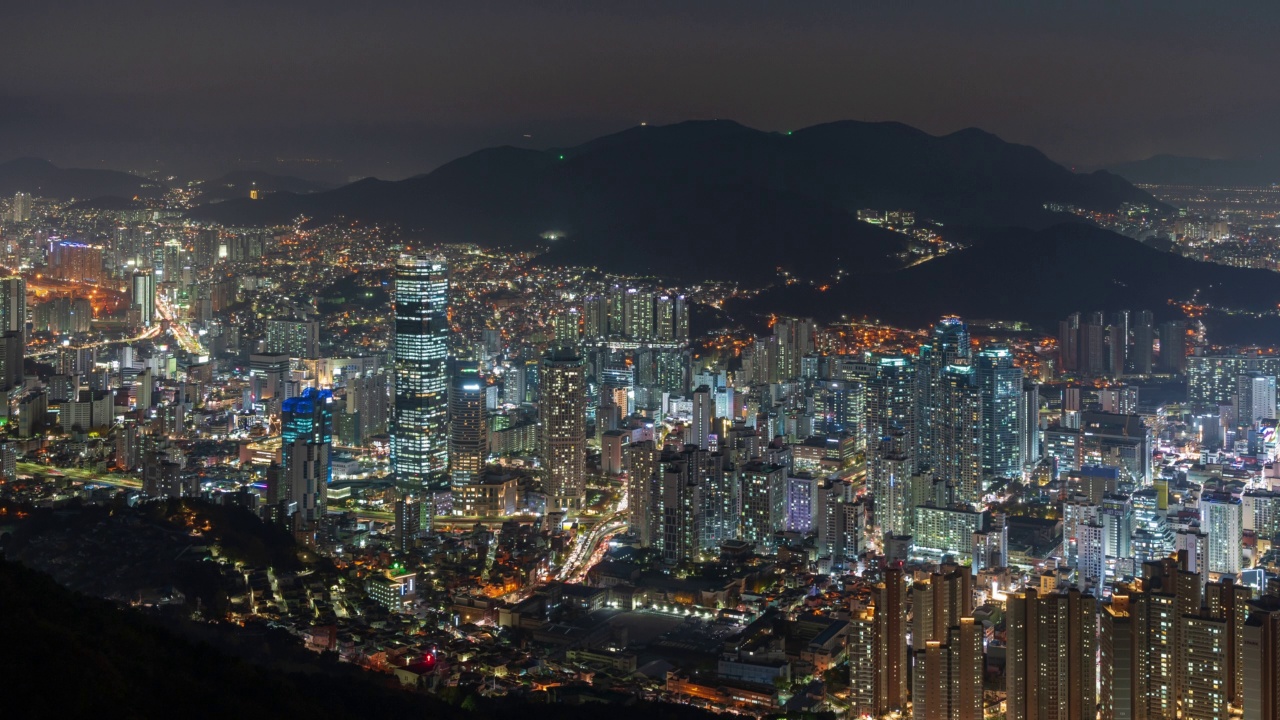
281;387;334;524
1059;312;1080;374
1080;316;1106;377
628;440;662;547
817;379;865;449
393;495;421;552
1006;588;1097;720
11;192;31;222
1204;578;1251;711
874;425;913;538
1133;310;1154;375
874;566;909;716
540;348;586;510
1159;321;1187;374
448;361;487;485
1201;492;1243;576
131;270;155;327
774;317;815;382
1236;372;1277;429
868;355;916;533
552;305;580;346
975;345;1023;482
848;605;877;717
911;568;977;717
655;294;675;341
0;331;22;391
1242;595;1280;720
1019;380;1040;468
1101;560;1256;719
248;353;290;401
624;288;655;340
674;295;689;341
1101;557;1204;719
917;316;970;471
691;384;713;450
937;364;982;504
582;294;608;341
50;241;104;283
391;255;450;493
266;318;320;358
912;617;983;720
0;276;26;345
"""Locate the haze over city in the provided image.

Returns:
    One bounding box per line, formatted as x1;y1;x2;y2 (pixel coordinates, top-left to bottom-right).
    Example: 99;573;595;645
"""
4;2;1280;179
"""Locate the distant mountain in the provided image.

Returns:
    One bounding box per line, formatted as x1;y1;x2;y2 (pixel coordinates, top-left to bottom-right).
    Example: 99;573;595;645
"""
1107;153;1280;186
190;120;1162;282
196;170;331;203
741;223;1280;344
65;195;151;212
0;157;166;200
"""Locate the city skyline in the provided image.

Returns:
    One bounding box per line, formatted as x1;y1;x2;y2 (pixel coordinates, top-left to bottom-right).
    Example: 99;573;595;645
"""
6;5;1280;718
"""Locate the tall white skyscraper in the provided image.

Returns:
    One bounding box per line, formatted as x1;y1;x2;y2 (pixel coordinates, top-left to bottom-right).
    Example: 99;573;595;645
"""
868;354;916;533
916;316;970;471
1236;372;1277;429
975;345;1023;482
1018;380;1040;468
1064;499;1104;591
391;255;450;495
1201;492;1242;576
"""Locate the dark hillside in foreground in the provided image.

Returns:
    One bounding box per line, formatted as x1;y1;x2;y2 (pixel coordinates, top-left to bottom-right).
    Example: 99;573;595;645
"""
0;559;722;720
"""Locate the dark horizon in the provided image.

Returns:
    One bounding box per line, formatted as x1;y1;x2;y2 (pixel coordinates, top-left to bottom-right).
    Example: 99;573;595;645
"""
3;1;1279;181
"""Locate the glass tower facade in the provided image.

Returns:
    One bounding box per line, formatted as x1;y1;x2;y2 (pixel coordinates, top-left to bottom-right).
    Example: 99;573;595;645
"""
448;360;487;486
976;345;1024;482
392;254;450;489
916;316;970;473
281;387;334;522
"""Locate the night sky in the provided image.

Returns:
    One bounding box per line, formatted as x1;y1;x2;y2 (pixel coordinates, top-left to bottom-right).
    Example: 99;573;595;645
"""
3;1;1278;180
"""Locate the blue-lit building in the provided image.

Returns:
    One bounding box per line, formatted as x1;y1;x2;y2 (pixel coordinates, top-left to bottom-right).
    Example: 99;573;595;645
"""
975;345;1024;482
391;255;450;500
282;387;334;523
916;316;970;472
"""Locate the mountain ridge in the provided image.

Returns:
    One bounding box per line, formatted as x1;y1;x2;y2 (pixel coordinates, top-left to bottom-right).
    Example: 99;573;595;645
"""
1107;152;1280;186
0;157;167;200
196;170;331;202
188;119;1164;281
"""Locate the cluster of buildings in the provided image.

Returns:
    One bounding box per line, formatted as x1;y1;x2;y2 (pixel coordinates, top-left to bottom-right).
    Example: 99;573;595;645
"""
8;181;1280;718
1057;309;1186;378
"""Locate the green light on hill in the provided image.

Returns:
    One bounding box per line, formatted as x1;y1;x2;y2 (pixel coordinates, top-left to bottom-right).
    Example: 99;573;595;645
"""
558;154;565;160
